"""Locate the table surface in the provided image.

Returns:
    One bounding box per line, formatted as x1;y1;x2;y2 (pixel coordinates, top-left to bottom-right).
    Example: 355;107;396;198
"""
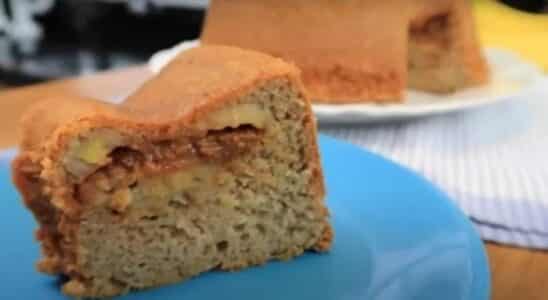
1;66;547;300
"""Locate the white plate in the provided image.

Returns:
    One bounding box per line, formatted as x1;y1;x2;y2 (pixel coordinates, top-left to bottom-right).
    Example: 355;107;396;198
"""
148;40;544;124
153;0;209;9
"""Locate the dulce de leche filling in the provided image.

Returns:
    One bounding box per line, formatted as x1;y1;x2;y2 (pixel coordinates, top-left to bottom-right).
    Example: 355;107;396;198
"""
76;125;263;211
79;126;260;210
62;103;269;182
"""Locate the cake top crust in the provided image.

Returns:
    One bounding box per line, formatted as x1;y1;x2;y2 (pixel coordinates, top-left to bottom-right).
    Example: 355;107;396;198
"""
18;46;305;151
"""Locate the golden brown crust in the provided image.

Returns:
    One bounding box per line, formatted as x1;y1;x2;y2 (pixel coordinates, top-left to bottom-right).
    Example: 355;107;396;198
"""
201;0;407;103
19;46;304;152
126;45;304;121
315;220;334;252
201;0;489;103
18;96;126;151
12;154;64;274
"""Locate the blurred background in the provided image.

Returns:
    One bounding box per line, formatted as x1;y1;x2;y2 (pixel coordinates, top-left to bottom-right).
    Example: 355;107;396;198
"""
0;0;546;86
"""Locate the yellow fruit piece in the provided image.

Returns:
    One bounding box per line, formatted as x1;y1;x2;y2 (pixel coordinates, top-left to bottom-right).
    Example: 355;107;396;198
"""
197;103;269;130
74;138;111;165
219;194;238;208
110;188;133;213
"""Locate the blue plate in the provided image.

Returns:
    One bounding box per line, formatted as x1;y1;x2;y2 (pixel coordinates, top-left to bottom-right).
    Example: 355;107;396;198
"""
0;135;490;300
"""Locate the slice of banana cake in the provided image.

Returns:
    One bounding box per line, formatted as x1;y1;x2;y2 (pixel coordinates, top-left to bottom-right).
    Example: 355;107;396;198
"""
12;45;332;298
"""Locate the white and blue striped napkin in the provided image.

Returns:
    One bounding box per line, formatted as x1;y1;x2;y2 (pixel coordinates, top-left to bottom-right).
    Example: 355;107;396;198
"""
322;78;548;248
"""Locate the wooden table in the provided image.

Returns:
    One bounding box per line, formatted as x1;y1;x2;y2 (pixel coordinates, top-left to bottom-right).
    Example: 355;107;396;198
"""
1;67;547;300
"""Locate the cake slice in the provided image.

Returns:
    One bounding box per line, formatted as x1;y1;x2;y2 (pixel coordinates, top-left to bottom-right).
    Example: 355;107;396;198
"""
12;46;332;298
200;0;489;103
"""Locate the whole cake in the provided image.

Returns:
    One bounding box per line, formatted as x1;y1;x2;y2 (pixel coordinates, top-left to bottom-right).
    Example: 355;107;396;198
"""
201;0;490;103
12;46;332;298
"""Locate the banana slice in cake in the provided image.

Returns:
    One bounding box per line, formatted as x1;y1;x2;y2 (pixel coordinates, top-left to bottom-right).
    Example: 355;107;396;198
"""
12;46;332;298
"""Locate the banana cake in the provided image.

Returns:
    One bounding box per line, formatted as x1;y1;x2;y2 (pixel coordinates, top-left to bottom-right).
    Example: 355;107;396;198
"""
12;45;332;298
201;0;490;103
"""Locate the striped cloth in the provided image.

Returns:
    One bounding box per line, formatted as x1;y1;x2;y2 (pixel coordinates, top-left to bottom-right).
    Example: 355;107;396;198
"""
321;78;548;248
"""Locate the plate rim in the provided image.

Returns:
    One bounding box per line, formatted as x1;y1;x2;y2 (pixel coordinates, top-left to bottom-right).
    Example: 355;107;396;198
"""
318;135;491;300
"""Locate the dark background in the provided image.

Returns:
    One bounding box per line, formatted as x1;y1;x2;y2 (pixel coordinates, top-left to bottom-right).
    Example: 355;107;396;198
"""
0;0;546;86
